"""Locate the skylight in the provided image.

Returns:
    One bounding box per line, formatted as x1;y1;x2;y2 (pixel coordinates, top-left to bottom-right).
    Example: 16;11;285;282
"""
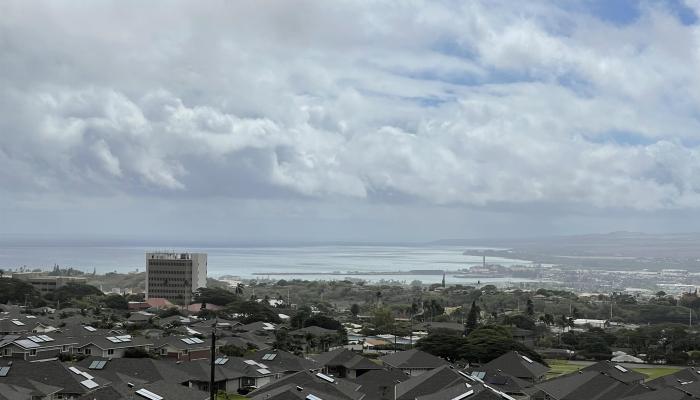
521;355;533;363
262;353;277;361
316;372;334;383
89;360;108;370
614;365;628;373
80;379;99;389
451;390;474;400
135;388;164;400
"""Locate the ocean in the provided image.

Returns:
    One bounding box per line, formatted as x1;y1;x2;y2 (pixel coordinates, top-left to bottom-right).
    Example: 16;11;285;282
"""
0;244;538;285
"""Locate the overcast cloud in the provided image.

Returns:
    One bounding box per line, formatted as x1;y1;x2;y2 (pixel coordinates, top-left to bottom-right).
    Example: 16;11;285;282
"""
2;0;700;242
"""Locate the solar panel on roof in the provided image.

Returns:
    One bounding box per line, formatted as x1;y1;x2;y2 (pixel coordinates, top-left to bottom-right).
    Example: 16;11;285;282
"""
0;367;10;377
80;379;99;389
14;340;39;349
81;371;94;380
471;371;486;380
89;361;100;369
135;388;163;400
28;336;44;343
38;335;53;342
520;355;533;363
244;360;257;365
614;365;628;373
180;338;194;344
10;320;25;326
84;326;97;332
96;360;107;369
257;368;271;374
106;337;121;343
215;358;229;365
69;366;82;375
306;394;323;400
191;337;204;344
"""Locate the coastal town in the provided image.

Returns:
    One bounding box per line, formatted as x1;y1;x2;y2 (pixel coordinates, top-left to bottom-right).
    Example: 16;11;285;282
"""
0;251;698;399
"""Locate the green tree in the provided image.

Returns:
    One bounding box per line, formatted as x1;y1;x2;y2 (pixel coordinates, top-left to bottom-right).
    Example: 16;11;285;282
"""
304;315;343;331
416;331;466;362
103;294;128;310
373;307;395;332
526;299;534;316
195;287;238;306
220;344;246;357
466;301;480;333
462;325;545;364
350;303;360;317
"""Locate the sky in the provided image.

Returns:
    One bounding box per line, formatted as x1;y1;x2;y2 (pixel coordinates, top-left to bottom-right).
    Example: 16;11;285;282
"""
3;0;700;243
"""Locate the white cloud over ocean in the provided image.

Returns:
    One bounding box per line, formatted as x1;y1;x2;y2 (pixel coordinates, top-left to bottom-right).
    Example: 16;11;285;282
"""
3;0;700;240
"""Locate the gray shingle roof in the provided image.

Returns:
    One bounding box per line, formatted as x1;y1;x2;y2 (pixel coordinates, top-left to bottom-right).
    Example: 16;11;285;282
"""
355;369;410;400
394;365;465;400
380;349;449;370
248;370;365;400
580;361;646;384
484;351;549;380
312;348;383;371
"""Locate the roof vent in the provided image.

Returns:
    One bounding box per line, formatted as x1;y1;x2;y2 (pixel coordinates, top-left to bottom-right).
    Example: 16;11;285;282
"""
296;386;303;391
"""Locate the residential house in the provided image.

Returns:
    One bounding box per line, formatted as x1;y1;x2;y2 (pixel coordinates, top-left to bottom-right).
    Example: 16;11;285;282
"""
380;349;450;376
248;370;366;400
530;369;652;400
248;349;320;376
485;351;549;383
0;333;78;361
312;348;383;379
153;336;214;361
355;369;410;400
75;334;154;358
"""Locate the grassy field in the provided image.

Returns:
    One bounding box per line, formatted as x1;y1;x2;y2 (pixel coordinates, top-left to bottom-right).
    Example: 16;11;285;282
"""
546;360;585;379
546;360;683;381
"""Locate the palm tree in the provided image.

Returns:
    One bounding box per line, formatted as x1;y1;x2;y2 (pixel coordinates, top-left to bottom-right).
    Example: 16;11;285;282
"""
235;283;244;295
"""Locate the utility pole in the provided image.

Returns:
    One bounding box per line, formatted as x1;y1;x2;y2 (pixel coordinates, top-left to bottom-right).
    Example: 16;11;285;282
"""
690;308;693;328
210;320;217;400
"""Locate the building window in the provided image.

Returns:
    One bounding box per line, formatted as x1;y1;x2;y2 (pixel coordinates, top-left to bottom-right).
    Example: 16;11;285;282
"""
3;349;10;356
161;349;167;355
242;377;256;387
107;349;114;355
29;349;36;356
62;345;68;352
85;348;91;355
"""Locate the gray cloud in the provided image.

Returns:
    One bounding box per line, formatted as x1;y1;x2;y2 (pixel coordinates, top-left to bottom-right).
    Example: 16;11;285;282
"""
2;1;700;241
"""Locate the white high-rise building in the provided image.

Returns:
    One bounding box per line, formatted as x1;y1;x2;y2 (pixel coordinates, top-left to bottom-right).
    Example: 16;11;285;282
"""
145;252;207;302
